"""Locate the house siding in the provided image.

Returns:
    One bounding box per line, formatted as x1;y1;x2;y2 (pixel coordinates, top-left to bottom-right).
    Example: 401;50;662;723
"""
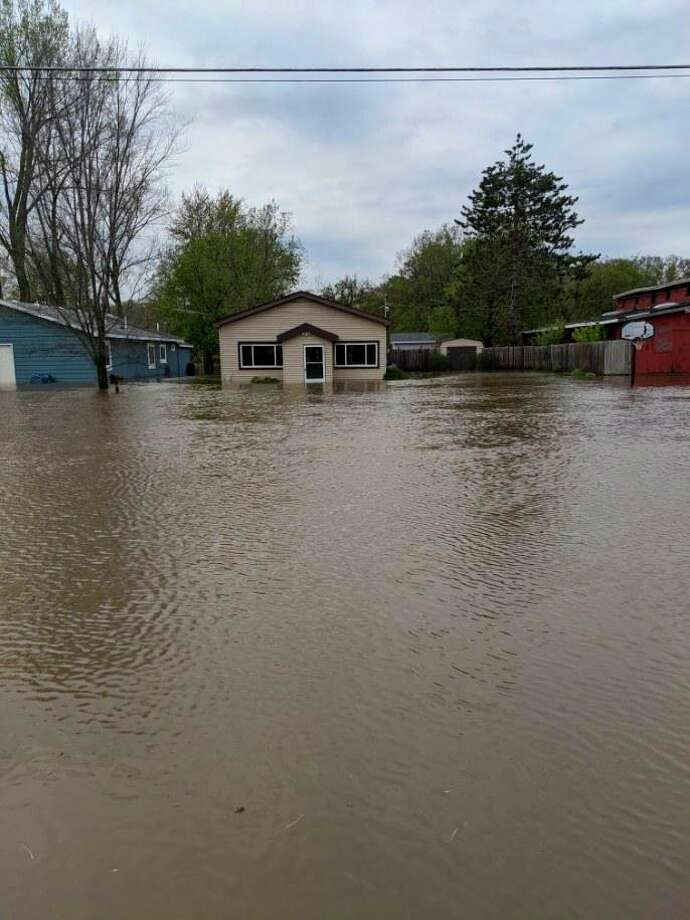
110;339;193;381
0;304;96;384
0;304;194;385
218;297;387;384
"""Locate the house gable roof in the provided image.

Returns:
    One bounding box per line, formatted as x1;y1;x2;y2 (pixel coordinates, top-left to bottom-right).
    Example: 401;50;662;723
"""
277;323;339;343
0;298;191;345
214;290;390;328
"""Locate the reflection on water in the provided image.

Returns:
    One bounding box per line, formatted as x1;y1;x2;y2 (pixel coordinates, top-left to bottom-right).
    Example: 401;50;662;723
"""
1;374;689;920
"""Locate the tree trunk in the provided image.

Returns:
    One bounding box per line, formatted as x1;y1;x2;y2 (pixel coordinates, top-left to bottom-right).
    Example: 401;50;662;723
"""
204;349;215;375
94;338;110;390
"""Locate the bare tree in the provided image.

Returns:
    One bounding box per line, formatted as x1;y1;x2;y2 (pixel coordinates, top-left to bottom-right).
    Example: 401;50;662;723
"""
0;0;69;300
27;30;178;388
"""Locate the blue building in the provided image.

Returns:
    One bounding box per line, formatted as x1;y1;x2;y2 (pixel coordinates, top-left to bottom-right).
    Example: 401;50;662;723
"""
0;299;194;386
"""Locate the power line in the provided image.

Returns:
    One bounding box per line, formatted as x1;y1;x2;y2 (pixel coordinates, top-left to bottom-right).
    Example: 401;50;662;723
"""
9;73;690;86
1;63;690;75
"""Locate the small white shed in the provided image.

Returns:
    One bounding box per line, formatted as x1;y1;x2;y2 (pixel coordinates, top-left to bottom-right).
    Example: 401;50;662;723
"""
439;337;483;355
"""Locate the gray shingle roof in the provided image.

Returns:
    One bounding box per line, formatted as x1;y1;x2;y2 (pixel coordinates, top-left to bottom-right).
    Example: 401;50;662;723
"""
390;332;438;345
0;298;191;346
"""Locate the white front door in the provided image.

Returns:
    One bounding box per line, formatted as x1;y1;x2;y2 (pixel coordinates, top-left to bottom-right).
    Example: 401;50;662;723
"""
0;344;16;387
304;344;325;383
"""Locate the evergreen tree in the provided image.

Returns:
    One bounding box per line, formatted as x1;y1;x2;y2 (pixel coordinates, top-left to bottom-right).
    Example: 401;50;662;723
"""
456;135;596;343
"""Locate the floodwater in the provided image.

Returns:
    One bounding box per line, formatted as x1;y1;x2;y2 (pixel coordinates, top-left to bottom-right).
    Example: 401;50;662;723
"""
0;374;688;920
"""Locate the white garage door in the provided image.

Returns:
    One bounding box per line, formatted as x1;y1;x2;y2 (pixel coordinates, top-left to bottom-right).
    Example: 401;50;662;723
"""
0;344;16;386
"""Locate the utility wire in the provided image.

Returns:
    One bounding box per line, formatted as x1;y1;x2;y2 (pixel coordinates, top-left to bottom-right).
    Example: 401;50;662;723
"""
1;63;690;74
8;73;690;85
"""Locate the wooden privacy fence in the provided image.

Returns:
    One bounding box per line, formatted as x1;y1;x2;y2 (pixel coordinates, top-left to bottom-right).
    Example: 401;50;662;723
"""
479;340;631;376
388;340;631;376
388;348;441;371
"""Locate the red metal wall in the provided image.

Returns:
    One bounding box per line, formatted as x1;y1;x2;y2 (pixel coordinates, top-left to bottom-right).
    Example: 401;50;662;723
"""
616;280;690;312
634;312;690;376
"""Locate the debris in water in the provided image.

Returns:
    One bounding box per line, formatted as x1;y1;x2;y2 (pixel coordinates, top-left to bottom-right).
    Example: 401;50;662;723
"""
285;814;304;831
449;827;459;842
234;806;245;814
21;844;35;861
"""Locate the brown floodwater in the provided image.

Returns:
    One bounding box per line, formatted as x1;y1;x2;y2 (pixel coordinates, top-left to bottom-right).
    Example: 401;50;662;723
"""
0;374;688;920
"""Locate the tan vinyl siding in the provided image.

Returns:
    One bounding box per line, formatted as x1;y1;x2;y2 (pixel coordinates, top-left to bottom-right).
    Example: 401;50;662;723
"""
219;297;386;384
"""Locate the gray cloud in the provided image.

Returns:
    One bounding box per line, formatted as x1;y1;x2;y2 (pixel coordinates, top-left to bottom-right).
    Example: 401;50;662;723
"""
64;0;690;283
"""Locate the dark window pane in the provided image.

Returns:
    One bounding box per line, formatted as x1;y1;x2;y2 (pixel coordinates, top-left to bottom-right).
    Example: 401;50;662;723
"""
305;363;323;379
276;345;283;366
240;345;253;367
366;343;377;365
346;344;366;365
305;346;323;362
253;345;277;366
335;344;345;365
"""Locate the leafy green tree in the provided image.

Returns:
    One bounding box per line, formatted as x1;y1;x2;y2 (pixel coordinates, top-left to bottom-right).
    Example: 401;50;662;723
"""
156;189;303;372
384;224;464;333
631;255;690;285
565;258;656;320
456;134;596;343
319;274;385;316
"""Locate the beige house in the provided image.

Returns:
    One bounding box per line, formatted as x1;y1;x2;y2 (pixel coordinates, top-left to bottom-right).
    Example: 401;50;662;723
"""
216;291;390;385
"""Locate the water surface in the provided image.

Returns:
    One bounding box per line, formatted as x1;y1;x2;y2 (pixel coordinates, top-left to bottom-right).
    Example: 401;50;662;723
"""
1;374;688;919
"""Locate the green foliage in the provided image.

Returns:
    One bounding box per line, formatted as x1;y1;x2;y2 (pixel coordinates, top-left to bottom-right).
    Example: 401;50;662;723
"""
570;368;597;379
155;188;303;370
383;365;409;380
535;322;566;346
320;275;385;316
251;376;280;384
454;135;597;343
564;258;655;321
384;224;464;334
572;324;605;342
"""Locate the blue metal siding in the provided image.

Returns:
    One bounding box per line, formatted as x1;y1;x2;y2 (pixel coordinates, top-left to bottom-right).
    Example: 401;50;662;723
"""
0;304;193;384
0;304;96;384
110;340;193;380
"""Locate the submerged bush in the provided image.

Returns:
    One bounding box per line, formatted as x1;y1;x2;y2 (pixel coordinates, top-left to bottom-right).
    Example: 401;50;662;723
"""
570;368;597;379
384;365;409;380
251;376;280;384
427;350;450;372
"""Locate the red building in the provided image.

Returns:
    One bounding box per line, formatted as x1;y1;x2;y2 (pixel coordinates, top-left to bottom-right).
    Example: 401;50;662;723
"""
604;278;690;377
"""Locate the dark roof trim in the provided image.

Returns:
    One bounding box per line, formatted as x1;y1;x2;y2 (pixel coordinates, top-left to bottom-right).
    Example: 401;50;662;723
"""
613;277;690;300
277;323;339;343
214;290;390;328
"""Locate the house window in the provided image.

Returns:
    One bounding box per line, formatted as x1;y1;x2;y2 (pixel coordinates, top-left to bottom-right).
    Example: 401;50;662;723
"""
106;341;113;371
159;343;167;363
334;342;378;367
239;343;283;368
147;343;156;369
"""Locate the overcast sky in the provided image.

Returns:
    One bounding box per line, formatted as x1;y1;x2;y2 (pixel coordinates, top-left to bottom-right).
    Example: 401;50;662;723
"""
64;0;690;286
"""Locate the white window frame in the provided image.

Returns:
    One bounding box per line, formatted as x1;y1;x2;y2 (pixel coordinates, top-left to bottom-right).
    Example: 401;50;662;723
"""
334;341;378;368
238;343;283;369
147;342;156;369
105;341;113;371
159;343;167;363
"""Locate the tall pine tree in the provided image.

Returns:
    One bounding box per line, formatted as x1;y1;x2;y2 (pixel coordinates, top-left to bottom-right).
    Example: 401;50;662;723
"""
456;135;595;343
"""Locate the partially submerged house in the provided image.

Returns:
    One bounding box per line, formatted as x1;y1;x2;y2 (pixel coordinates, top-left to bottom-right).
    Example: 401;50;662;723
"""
0;299;193;386
215;291;389;385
